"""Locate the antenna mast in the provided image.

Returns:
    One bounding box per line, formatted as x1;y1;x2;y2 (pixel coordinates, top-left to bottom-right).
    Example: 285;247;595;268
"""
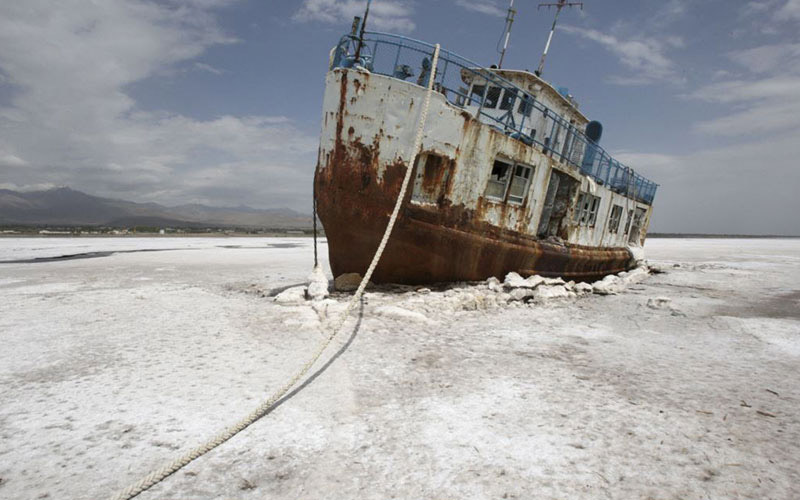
497;0;517;68
536;0;583;76
353;0;373;64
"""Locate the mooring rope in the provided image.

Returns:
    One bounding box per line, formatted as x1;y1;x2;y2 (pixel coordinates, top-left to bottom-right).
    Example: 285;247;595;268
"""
109;43;441;500
313;167;319;268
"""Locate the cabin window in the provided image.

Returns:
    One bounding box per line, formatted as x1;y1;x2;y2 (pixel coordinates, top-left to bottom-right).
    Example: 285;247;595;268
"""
574;192;601;227
470;85;486;106
608;204;623;233
628;207;646;244
624;209;634;234
507;165;533;204
499;89;517;111
484;86;502;109
485;159;534;204
518;95;534;117
485;159;512;200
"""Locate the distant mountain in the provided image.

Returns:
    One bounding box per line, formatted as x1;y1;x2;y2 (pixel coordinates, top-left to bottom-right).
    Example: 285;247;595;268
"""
0;187;312;229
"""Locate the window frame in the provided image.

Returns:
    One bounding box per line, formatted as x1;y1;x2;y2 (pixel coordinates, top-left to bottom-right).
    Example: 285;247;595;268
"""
499;88;517;111
469;84;486;106
574;191;602;227
507;164;533;205
608;204;623;233
483;86;502;109
624;209;634;234
484;159;513;201
484;158;534;204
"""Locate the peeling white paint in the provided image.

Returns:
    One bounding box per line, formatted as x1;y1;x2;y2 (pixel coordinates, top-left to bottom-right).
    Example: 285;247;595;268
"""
318;68;653;248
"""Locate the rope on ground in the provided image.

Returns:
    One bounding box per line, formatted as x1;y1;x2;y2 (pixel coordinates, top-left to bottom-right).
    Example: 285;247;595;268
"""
108;43;441;500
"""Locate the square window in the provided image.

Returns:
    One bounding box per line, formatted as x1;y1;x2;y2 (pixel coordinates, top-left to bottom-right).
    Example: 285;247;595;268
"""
470;85;485;106
574;191;601;227
624;209;634;234
484;86;502;109
507;164;533;204
485;159;512;200
499;89;517;111
608;205;623;233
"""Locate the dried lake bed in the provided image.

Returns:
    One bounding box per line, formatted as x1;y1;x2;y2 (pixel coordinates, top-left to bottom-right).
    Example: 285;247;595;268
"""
1;237;799;499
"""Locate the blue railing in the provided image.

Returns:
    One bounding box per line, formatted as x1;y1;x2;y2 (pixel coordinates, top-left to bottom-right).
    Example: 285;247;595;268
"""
331;32;658;205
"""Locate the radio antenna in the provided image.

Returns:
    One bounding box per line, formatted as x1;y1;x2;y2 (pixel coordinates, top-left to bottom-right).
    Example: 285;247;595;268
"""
536;0;583;76
497;0;517;68
353;0;373;65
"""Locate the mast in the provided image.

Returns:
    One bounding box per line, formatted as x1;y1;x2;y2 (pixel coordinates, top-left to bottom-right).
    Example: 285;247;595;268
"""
353;0;373;64
536;0;583;76
497;0;517;68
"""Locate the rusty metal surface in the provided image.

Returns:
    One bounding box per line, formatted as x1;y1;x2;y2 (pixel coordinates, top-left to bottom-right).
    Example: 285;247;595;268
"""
314;68;648;284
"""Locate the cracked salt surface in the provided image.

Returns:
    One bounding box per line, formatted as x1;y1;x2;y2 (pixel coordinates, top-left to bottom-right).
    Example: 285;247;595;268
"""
1;237;799;499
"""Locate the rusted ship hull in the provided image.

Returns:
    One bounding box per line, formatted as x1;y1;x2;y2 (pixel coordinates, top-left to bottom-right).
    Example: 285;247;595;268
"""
315;62;652;285
315;124;632;285
317;168;631;284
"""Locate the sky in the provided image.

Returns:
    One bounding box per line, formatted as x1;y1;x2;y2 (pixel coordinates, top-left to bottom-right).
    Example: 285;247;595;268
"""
0;0;798;235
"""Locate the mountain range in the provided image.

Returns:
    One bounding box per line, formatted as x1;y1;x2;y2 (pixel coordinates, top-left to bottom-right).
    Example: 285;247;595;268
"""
0;187;312;229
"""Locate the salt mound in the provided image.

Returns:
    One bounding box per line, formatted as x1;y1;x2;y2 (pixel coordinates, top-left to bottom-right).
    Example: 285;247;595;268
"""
374;305;434;324
592;265;650;295
274;285;307;304
533;284;574;301
307;265;330;301
504;272;545;289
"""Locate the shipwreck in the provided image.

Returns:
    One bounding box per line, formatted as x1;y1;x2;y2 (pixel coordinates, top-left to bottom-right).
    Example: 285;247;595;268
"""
314;2;658;285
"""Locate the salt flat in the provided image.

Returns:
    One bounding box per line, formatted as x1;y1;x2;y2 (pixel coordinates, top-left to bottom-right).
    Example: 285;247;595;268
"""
1;237;799;499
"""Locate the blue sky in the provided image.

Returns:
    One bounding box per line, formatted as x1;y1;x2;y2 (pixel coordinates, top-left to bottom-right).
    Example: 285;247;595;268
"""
0;0;798;234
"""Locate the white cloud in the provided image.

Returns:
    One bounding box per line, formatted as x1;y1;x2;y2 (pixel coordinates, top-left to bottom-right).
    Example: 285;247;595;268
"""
454;0;506;18
736;0;800;35
0;0;317;211
689;76;800;104
729;43;800;74
614;135;800;235
293;0;416;33
0;153;27;168
689;41;800;136
778;0;800;20
0;182;58;192
193;62;224;74
560;26;680;85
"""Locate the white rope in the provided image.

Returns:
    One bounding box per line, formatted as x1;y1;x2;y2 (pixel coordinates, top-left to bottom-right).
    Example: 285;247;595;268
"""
108;43;441;500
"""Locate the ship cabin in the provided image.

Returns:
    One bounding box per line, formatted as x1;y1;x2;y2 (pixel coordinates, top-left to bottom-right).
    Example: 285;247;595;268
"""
461;67;589;145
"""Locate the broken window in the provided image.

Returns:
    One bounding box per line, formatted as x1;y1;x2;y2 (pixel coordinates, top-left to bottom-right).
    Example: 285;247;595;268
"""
628;207;646;244
485;159;513;200
624;209;634;234
537;170;577;238
485;159;534;204
608;204;623;233
499;89;517;111
587;196;600;226
411;153;450;205
484;86;502;109
574;192;601;227
507;164;533;204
